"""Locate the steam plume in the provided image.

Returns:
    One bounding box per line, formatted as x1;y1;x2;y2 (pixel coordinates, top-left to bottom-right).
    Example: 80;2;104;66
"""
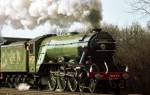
0;0;102;35
16;83;30;91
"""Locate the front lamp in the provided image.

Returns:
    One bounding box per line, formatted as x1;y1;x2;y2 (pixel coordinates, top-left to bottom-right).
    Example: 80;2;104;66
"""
100;44;106;50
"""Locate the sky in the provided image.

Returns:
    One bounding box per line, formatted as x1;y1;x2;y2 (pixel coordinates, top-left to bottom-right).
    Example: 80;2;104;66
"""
101;0;148;27
0;0;148;38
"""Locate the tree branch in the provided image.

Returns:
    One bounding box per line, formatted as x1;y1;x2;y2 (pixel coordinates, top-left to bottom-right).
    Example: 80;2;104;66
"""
129;0;150;17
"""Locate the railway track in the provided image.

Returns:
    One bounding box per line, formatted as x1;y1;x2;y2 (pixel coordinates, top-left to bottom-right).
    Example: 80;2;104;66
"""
0;88;142;95
0;88;108;95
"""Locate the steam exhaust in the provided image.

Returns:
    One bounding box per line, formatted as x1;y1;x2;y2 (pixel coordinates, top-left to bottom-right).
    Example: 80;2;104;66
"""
16;83;31;91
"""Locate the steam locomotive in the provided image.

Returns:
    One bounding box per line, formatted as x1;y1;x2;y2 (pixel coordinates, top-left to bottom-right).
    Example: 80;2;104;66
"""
0;29;128;93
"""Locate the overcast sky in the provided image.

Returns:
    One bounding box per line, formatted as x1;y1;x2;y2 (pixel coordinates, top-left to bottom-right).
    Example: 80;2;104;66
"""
101;0;148;27
1;0;148;38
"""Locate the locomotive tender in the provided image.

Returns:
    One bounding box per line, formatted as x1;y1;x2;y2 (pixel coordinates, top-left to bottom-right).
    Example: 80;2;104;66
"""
0;29;128;93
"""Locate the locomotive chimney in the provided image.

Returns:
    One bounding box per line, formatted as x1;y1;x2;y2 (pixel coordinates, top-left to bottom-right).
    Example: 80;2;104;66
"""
91;28;102;33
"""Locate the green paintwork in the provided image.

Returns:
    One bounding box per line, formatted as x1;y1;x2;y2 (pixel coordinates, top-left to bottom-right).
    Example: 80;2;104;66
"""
41;33;86;45
27;42;36;72
29;54;36;72
36;33;94;71
28;35;51;72
0;33;94;73
0;44;27;72
0;42;37;73
46;47;78;59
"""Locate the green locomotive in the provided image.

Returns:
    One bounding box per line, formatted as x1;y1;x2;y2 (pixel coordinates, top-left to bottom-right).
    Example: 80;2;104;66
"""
0;29;128;93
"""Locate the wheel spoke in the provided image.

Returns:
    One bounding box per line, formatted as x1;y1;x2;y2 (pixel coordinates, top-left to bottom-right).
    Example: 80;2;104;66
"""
57;75;67;92
48;74;57;91
79;78;85;92
68;76;78;92
10;75;15;88
89;79;97;93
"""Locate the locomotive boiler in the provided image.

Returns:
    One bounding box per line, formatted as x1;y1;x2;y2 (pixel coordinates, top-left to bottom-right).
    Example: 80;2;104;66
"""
0;29;128;93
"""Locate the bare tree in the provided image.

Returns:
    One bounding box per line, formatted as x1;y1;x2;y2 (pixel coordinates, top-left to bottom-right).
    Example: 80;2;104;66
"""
0;26;3;43
130;0;150;16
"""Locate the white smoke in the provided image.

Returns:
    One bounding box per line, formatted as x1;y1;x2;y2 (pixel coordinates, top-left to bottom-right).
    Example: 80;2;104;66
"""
0;0;102;35
16;83;31;91
68;22;91;32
